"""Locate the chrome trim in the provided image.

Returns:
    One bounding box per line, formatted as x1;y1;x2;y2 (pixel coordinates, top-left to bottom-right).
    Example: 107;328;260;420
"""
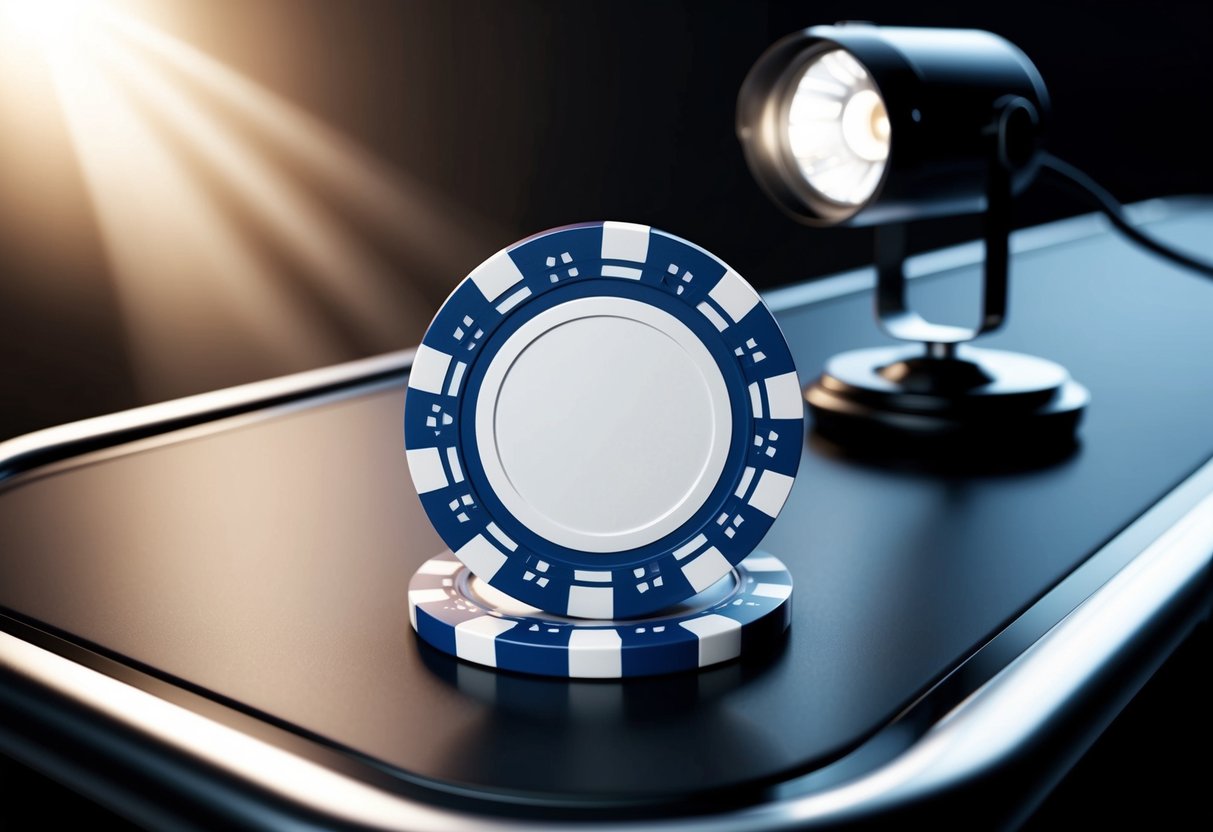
1;198;1211;827
0;349;414;481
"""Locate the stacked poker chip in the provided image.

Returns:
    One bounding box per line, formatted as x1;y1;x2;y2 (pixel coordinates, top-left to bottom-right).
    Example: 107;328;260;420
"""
405;222;803;679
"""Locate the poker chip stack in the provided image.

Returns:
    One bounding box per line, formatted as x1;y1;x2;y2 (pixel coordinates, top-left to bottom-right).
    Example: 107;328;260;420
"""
404;222;802;678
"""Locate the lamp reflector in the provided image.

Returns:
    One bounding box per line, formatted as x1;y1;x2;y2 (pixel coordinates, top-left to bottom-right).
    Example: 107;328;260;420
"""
784;48;889;206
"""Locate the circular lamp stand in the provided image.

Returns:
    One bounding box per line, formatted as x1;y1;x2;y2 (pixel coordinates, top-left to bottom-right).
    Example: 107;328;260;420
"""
806;344;1089;453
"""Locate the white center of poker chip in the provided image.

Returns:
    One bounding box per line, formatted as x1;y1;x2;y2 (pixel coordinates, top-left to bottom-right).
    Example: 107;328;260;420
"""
475;296;732;554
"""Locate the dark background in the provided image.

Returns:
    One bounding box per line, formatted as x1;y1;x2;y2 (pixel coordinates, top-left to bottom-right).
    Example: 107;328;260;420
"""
1;0;1210;827
3;0;1213;441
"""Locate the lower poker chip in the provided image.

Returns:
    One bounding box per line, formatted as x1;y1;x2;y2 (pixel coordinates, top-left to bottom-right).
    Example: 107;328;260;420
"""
408;550;793;679
405;222;804;620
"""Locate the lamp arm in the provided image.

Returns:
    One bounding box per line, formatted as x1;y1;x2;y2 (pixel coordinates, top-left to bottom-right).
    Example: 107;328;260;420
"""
873;135;1015;354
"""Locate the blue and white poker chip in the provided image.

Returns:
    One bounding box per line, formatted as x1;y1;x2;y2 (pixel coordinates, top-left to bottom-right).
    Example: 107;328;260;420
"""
405;222;803;619
409;550;793;679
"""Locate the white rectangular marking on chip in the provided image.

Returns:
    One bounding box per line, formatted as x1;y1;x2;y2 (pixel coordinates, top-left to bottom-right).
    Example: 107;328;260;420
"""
748;381;764;418
469;249;525;302
567;586;613;619
601;264;644;280
407;344;452;395
708;269;760;323
573;570;612;583
417;559;463;576
407;588;450;630
673;533;707;561
697;301;728;332
456;535;508;580
601;221;650;263
764;371;803;420
735;466;756;499
445;446;464;483
741;555;783;573
495;285;532;314
748;470;795;518
455;615;517;667
753;582;793;600
567;629;623;678
446;361;467;396
679;614;742;666
485;522;518;552
406;447;448;493
682;547;731;593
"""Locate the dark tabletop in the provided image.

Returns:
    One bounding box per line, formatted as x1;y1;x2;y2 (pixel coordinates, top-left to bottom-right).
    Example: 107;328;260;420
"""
2;204;1212;802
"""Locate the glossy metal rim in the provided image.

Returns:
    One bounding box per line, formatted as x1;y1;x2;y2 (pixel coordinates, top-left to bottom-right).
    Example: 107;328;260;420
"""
1;200;1209;829
0;350;416;483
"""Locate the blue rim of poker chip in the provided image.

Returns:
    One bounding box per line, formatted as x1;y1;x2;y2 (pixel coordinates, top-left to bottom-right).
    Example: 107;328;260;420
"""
404;222;803;619
408;550;793;679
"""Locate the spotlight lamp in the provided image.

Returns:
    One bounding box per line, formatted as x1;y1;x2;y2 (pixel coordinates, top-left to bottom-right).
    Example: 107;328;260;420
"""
738;23;1083;453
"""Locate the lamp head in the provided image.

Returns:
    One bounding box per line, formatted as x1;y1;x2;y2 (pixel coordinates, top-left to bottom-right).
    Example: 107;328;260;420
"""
737;23;1050;227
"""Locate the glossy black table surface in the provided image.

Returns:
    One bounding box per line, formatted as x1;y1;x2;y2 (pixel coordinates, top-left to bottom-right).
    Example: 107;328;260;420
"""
2;201;1212;805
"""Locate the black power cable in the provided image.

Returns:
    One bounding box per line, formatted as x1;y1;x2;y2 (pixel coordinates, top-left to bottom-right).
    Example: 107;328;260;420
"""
1038;153;1213;278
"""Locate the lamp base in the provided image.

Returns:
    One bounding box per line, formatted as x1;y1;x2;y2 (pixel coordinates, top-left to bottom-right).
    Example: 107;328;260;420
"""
805;345;1089;453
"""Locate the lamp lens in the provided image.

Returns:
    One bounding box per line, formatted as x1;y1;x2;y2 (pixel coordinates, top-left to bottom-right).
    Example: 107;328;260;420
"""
784;48;889;206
